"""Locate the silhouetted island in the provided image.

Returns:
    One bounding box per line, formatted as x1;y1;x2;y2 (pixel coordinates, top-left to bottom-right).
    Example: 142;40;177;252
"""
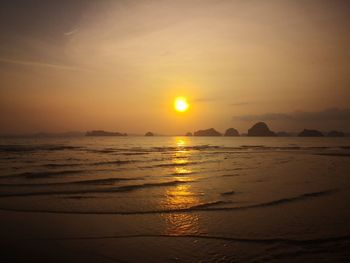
194;128;222;136
224;128;240;136
327;130;344;137
298;129;324;137
186;132;193;136
86;130;127;136
145;132;154;136
248;122;276;136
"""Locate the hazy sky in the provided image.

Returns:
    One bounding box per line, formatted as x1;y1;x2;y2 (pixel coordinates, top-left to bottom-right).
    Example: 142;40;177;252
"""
0;0;349;134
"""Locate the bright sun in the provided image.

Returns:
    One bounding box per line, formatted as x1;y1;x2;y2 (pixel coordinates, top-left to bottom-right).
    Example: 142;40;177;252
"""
174;97;189;112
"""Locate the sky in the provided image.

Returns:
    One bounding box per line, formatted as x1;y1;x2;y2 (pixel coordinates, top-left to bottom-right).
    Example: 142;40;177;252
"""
0;0;349;135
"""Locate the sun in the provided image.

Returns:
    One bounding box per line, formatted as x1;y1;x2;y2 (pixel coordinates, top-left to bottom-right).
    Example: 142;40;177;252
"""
174;97;189;112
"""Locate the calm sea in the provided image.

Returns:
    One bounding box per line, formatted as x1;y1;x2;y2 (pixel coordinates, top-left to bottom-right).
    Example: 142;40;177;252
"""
0;136;350;262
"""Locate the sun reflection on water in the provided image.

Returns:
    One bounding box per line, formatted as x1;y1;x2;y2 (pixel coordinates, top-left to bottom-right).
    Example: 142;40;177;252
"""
162;184;201;235
161;137;202;235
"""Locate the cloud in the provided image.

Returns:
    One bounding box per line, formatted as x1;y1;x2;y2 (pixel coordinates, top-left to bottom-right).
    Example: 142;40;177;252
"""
233;108;350;122
193;97;221;102
64;28;79;36
0;57;88;72
229;102;250;106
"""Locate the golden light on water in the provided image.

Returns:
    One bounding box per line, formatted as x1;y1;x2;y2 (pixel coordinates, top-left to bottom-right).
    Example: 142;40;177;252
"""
174;97;189;112
161;136;202;235
163;184;200;235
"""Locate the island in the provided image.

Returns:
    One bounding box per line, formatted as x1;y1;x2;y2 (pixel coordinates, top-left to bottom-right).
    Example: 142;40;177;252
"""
248;122;276;136
327;130;344;137
85;130;127;136
145;132;154;136
298;129;324;137
224;128;240;136
194;128;222;136
185;132;193;136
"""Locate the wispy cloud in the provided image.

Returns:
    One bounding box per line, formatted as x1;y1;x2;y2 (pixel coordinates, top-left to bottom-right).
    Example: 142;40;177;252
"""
64;28;79;36
233;108;350;122
193;97;221;102
229;102;250;106
0;57;88;72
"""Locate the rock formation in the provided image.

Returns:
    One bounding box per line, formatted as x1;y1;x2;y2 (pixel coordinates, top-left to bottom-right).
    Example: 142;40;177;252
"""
298;129;324;137
194;128;222;136
145;132;154;136
185;132;193;136
327;130;344;137
248;122;275;136
224;128;240;136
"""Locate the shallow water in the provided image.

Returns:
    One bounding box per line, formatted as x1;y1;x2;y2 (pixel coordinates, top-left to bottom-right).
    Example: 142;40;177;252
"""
0;136;350;262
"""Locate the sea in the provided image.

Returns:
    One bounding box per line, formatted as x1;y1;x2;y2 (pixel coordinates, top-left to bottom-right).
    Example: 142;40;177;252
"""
0;136;349;262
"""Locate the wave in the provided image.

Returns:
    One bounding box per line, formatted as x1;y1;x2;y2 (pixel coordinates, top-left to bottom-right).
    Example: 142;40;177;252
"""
86;148;119;154
0;170;85;179
40;158;170;168
189;200;231;209
2;144;350;157
220;174;241;177
0;177;144;187
0;145;82;153
91;160;133;166
230;190;337;210
221;190;236;195
340;146;350;149
119;152;149;156
316;153;350;157
150;145;221;152
0;180;191;198
152;161;200;168
38;233;350;246
0;189;336;214
42;163;82;168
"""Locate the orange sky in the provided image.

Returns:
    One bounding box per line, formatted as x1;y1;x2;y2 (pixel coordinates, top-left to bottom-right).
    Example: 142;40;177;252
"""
0;0;349;134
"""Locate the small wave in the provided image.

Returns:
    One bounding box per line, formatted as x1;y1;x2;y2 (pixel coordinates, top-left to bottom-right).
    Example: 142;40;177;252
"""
189;145;220;151
119;152;149;156
220;174;241;177
0;177;144;187
0;145;82;153
340;146;350;149
87;150;116;154
91;160;133;166
63;195;99;199
38;233;350;246
170;171;196;176
316;153;350;157
247;189;336;208
0;180;190;198
276;146;301;150
1;170;84;179
151;161;200;168
221;190;236;196
240;145;266;148
189;200;231;209
0;191;337;218
42;163;82;168
0;189;336;214
151;145;220;152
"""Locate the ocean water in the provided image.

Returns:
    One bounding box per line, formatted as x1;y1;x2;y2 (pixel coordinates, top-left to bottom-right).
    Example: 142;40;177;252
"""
0;136;350;262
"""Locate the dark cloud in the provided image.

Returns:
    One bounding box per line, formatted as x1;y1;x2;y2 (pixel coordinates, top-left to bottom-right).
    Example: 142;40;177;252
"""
233;108;350;122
